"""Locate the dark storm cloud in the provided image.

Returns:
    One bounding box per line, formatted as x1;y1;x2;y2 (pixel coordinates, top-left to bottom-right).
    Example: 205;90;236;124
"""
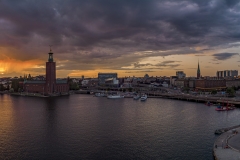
212;52;238;60
0;0;240;71
133;62;153;68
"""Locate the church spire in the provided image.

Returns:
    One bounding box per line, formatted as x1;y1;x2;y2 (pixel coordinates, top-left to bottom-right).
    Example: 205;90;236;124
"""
197;59;200;79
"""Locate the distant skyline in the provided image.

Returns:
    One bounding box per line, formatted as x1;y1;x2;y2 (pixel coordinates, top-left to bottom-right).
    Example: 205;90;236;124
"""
0;0;240;78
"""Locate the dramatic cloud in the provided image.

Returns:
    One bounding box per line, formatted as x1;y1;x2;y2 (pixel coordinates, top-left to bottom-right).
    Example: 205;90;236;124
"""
133;62;153;68
0;0;240;77
212;52;239;60
155;60;181;68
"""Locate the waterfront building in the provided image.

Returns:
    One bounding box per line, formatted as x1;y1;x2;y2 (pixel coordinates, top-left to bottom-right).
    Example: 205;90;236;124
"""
81;79;89;86
195;79;226;91
144;77;157;84
98;73;117;86
131;77;141;87
174;79;184;88
23;49;69;95
162;81;169;87
174;79;189;88
170;76;178;87
226;79;240;88
105;78;119;87
121;82;132;88
189;79;195;89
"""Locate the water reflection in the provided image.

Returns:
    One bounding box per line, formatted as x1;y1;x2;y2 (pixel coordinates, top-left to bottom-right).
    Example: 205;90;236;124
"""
0;94;15;158
1;94;240;159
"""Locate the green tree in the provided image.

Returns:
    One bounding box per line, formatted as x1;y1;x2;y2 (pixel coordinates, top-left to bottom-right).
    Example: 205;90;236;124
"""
11;78;24;92
128;88;133;92
0;84;4;91
69;79;79;90
226;87;235;97
211;90;217;95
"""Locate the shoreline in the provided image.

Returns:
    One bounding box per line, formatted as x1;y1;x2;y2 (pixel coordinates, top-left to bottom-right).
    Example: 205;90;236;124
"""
9;92;70;98
5;91;240;107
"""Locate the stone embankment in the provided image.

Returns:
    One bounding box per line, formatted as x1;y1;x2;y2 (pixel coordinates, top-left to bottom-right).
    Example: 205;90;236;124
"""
10;92;70;97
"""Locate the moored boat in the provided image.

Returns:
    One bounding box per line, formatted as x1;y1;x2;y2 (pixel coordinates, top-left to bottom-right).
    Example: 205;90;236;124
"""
95;92;105;97
215;107;235;111
133;95;140;100
215;105;235;111
205;101;213;106
107;94;124;99
140;94;147;101
215;101;235;111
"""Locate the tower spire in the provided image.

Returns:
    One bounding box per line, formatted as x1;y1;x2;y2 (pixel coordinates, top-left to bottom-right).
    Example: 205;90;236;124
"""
49;45;52;52
197;59;201;79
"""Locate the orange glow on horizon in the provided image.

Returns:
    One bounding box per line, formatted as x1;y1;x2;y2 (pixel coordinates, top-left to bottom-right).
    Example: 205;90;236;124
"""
0;58;44;76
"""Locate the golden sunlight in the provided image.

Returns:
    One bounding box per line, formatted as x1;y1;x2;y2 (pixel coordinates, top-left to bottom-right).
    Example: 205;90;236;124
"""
0;58;44;76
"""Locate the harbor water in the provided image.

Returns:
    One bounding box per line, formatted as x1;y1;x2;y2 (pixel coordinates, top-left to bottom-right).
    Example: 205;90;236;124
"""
1;94;240;160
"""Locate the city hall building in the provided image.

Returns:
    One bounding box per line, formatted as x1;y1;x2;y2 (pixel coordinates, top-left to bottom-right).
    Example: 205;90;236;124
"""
23;50;69;95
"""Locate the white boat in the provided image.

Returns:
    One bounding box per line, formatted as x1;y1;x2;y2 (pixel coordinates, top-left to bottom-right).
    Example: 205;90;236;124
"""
107;94;124;99
133;95;140;100
140;94;147;101
95;92;105;97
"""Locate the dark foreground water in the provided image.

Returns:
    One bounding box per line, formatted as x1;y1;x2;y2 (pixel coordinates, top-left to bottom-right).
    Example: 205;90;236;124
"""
1;94;240;160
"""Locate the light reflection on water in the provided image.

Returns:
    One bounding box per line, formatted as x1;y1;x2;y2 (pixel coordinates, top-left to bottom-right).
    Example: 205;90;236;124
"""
0;94;240;160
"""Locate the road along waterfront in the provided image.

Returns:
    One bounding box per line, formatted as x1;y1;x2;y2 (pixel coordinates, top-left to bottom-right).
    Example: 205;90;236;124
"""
213;126;240;160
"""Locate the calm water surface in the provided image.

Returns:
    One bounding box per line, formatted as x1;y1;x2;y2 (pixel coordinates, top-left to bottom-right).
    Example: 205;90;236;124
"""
1;94;240;160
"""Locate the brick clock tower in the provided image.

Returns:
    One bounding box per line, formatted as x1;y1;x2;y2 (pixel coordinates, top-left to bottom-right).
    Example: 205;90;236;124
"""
46;49;56;94
23;48;69;95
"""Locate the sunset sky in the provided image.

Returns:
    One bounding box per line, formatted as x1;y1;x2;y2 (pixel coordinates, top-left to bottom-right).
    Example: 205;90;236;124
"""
0;0;240;78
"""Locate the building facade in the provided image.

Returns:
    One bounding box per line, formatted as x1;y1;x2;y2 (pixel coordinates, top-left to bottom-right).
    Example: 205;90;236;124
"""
216;70;238;78
226;80;240;88
23;50;69;95
195;79;226;91
98;73;117;85
174;79;184;88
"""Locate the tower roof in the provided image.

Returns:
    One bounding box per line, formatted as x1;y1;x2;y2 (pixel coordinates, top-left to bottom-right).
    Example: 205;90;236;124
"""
48;46;54;62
